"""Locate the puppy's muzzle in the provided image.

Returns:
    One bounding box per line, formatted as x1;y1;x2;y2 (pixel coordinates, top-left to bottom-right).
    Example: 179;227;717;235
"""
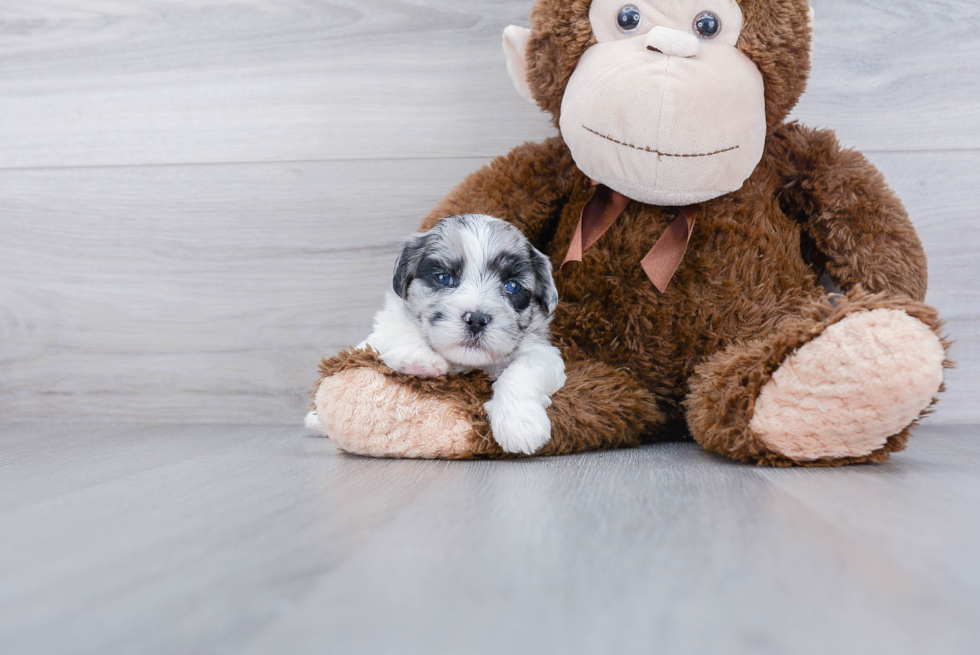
462;311;491;335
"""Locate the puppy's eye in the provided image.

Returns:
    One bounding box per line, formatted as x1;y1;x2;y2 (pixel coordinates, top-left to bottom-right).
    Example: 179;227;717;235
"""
433;273;454;287
617;5;642;33
504;281;523;295
693;11;721;39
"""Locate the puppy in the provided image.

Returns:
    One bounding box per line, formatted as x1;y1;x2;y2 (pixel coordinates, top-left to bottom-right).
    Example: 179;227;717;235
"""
308;214;566;455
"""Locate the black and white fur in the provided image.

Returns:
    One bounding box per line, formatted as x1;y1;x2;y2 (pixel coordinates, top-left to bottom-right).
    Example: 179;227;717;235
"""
307;214;566;454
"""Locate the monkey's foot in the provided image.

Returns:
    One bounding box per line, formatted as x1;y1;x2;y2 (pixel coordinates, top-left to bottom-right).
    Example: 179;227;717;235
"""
749;308;945;461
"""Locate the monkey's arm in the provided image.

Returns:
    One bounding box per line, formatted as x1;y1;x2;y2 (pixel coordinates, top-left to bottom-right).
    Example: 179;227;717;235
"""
771;122;928;301
421;136;579;250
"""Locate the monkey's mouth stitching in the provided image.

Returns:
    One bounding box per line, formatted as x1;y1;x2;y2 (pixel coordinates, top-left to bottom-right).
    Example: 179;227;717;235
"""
583;126;739;158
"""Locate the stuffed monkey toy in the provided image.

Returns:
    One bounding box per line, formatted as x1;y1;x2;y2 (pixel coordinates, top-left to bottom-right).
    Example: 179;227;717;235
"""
313;0;949;466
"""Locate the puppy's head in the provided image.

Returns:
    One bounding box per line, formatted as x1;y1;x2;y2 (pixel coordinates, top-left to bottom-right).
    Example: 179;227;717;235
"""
392;214;559;368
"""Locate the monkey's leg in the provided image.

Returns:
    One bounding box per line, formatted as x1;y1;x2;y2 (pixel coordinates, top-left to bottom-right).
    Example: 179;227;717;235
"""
313;349;663;459
685;290;950;466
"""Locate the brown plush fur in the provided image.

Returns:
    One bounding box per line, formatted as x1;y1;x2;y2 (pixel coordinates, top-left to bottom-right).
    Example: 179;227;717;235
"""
315;0;948;465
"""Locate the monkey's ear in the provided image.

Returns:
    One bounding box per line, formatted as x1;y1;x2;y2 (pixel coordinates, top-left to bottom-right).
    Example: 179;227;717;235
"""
503;25;535;105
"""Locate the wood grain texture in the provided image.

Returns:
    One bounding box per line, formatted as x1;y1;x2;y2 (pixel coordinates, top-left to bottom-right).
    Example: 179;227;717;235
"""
792;0;980;152
0;0;555;169
1;423;978;654
0;0;976;170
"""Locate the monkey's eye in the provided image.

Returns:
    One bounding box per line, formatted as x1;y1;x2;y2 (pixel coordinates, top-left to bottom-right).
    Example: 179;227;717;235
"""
617;5;642;33
504;281;523;295
693;11;721;39
433;273;455;287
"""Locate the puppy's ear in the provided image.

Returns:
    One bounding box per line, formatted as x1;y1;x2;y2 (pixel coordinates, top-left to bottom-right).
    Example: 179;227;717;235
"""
392;233;429;298
528;244;559;316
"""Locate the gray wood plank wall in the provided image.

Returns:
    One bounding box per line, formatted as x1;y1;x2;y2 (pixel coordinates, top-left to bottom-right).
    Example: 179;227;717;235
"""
1;0;977;425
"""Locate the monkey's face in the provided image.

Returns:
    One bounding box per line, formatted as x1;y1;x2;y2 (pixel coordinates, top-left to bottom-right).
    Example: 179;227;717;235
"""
558;0;767;206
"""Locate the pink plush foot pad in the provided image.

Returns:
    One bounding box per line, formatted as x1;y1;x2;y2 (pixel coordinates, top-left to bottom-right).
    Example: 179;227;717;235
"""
749;309;945;461
315;367;475;458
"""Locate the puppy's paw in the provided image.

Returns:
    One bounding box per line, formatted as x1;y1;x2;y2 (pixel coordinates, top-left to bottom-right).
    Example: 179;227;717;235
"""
381;347;449;379
485;395;552;455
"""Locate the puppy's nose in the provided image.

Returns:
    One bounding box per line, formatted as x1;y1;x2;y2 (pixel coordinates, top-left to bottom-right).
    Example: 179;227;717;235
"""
462;311;491;333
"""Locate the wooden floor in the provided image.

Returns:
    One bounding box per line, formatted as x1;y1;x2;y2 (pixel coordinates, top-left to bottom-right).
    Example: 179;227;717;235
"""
1;423;978;654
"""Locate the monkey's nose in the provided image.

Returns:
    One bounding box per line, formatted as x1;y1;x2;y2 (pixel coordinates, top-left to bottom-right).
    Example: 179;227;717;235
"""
644;26;700;58
462;311;491;334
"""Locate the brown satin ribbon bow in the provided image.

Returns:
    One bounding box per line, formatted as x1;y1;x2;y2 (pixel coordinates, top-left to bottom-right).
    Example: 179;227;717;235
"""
561;184;698;293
